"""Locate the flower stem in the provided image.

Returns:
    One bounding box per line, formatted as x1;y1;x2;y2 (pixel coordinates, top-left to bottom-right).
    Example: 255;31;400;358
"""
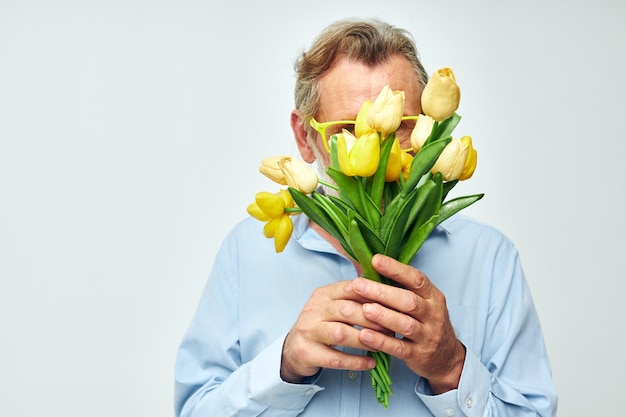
369;350;393;408
318;179;338;191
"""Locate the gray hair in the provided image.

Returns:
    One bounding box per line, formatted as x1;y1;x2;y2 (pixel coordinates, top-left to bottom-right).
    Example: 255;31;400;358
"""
293;18;428;137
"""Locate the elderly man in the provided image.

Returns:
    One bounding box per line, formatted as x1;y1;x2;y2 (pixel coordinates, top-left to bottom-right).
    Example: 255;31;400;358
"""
174;18;557;416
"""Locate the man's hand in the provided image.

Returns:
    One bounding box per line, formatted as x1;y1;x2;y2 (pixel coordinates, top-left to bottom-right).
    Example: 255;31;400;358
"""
353;254;466;394
280;280;383;383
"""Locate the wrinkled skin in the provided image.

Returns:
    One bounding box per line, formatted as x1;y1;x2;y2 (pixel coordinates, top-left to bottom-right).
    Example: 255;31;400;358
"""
280;253;465;394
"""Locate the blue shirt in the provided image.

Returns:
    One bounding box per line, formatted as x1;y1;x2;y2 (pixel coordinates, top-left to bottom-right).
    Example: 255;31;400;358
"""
174;214;557;416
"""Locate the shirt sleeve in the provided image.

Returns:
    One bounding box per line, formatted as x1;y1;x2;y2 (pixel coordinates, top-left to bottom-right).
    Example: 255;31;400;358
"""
173;249;323;417
416;235;558;417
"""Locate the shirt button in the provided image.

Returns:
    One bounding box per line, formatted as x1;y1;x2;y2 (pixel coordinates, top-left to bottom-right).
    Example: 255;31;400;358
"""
444;408;455;416
304;388;315;396
347;370;357;380
465;396;474;408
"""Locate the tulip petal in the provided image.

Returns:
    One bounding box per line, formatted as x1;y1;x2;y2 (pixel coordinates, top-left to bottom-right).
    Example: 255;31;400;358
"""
355;99;374;137
247;202;271;221
367;85;405;135
410;114;435;151
278;188;295;208
350;132;380;177
400;150;414;181
273;215;293;252
421;68;461;122
255;191;285;218
459;136;477;180
337;131;356;176
263;218;279;238
279;156;319;194
431;137;469;181
259;156;288;185
384;138;403;182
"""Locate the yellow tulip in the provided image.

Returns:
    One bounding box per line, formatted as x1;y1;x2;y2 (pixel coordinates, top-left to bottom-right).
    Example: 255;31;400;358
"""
259;156;288;185
459;136;477;181
384;138;403;182
263;214;293;252
421;68;461;122
355;99;375;137
247;201;270;222
336;131;356;176
277;188;296;209
367;85;405;135
253;191;286;218
337;130;380;177
431;136;472;181
410;114;435;151
260;156;318;194
278;156;319;194
263;218;278;238
400;150;414;181
249;189;296;252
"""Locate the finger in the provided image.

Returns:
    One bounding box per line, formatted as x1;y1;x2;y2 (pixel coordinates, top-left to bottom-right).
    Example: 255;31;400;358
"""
351;277;423;317
310;344;377;371
317;321;378;350
319;279;378;304
328;299;387;332
282;331;376;380
371;254;435;299
359;327;413;360
362;302;421;339
307;283;387;331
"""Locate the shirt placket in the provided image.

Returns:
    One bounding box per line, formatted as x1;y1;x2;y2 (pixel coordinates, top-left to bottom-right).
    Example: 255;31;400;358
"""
339;348;363;416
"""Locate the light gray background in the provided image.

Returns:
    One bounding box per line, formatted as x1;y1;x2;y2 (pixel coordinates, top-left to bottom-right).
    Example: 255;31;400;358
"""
1;1;624;416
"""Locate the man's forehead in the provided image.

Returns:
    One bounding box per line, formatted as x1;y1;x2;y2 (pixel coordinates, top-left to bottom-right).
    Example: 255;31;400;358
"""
317;56;422;119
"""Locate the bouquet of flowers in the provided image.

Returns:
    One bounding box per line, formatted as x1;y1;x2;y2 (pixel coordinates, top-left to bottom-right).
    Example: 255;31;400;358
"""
247;68;483;408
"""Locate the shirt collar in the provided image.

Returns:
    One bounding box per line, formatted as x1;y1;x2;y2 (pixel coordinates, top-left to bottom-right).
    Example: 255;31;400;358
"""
292;214;340;254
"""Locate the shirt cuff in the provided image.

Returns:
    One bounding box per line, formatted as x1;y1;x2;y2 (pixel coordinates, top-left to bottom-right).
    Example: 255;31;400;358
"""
249;333;324;411
416;349;490;417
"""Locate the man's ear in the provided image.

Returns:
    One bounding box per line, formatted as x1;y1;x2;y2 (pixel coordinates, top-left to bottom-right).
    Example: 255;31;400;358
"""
291;110;315;163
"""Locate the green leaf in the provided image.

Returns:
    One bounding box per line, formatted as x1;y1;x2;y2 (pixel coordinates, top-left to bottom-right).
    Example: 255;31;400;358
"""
326;167;362;213
403;137;451;194
437;193;484;225
397;214;439;264
357;176;382;229
289;189;350;251
380;189;420;259
348;217;382;282
442;180;458;202
412;173;443;228
327;194;353;213
424;113;461;146
369;134;395;207
311;192;349;233
353;216;386;255
331;201;385;254
383;180;400;208
329;135;340;170
403;179;437;236
380;189;414;239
